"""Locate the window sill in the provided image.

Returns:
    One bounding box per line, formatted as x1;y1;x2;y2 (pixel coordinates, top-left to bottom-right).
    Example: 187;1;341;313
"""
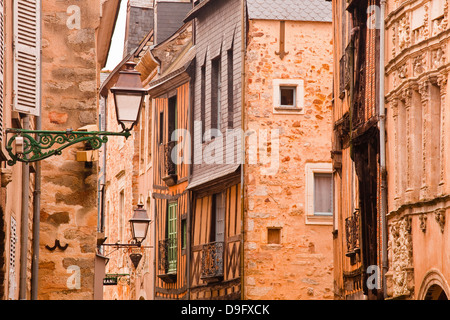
273;106;304;114
305;215;333;226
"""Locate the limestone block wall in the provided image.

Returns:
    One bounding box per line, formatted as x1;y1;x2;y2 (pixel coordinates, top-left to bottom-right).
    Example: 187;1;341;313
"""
244;19;334;299
38;0;101;300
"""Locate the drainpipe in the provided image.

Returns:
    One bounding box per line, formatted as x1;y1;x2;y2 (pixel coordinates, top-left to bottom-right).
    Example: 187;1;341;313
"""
31;114;41;300
19;115;30;300
379;0;388;299
31;0;42;300
240;0;245;300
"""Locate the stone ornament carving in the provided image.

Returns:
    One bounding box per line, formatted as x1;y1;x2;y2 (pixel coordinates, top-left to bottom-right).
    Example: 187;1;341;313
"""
419;213;427;232
398;63;408;79
437;73;448;185
435;208;446;233
392;26;396;57
1;168;13;187
413;54;426;76
386;216;414;298
398;15;411;51
432;0;448;36
431;46;446;69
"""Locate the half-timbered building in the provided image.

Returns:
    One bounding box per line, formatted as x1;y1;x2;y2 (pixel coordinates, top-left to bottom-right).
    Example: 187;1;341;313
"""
149;21;194;300
184;0;243;300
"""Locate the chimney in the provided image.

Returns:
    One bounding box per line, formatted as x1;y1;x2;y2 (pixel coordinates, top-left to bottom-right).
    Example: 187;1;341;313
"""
123;0;154;56
154;0;192;45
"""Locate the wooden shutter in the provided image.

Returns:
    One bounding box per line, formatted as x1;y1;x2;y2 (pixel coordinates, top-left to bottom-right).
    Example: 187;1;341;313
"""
0;0;4;142
13;0;40;116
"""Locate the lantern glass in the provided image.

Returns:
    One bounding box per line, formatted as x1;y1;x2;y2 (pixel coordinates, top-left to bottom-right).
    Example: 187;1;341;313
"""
114;91;144;129
131;221;149;243
110;61;147;132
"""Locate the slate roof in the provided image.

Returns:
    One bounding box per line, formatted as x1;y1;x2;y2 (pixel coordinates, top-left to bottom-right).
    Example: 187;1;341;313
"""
247;0;332;22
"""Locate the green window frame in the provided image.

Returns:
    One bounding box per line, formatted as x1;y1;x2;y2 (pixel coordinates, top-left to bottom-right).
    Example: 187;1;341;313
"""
167;202;177;274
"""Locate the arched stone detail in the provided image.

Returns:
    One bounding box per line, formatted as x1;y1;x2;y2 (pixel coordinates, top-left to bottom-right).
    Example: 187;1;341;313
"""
417;269;450;300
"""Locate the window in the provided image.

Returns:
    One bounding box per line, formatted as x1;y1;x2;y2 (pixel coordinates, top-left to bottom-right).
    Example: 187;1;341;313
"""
280;86;295;106
119;190;125;242
13;0;41;116
147;98;152;165
211;57;221;132
168;95;177;142
314;173;333;215
167;202;177;274
273;79;304;114
181;219;187;250
210;192;225;243
139;103;145;170
267;227;281;245
227;48;234;129
201;64;206;140
305;163;333;225
159;111;164;144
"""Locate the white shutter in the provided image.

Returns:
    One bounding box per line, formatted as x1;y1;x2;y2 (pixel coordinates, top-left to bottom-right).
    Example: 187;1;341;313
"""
13;0;40;116
0;0;4;142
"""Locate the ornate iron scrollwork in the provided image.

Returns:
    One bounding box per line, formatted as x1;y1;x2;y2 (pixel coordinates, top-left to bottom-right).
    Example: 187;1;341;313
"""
5;128;130;166
201;241;224;280
165;140;177;176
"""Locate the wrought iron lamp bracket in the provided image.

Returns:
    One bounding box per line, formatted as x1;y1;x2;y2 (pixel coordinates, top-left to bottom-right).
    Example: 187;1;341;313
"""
5;128;131;166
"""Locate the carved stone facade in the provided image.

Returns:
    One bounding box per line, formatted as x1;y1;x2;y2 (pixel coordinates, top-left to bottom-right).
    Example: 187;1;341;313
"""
385;216;414;298
386;0;450;300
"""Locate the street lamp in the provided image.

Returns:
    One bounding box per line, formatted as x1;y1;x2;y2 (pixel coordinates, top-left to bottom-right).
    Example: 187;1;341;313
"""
5;61;147;166
111;61;148;132
101;204;151;269
129;202;151;246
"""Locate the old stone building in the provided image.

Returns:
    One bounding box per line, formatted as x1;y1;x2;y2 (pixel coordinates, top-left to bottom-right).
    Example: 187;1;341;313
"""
37;0;120;300
331;0;384;300
0;0;120;300
331;0;450;300
99;0;192;300
243;0;334;300
384;0;450;300
0;0;39;300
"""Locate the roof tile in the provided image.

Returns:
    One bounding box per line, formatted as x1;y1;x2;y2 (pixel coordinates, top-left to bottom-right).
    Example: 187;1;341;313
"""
247;0;332;22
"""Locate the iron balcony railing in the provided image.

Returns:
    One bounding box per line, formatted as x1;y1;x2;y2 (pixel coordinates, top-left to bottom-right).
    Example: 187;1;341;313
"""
165;140;177;176
201;241;224;280
345;209;360;260
158;237;177;274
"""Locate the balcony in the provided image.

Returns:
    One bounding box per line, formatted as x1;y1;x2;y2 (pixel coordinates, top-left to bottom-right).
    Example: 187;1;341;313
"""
158;238;177;283
162;140;177;187
201;241;224;282
345;209;360;265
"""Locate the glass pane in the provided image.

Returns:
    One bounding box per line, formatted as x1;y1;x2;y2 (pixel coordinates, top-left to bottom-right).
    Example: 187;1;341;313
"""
314;173;332;215
133;222;148;241
168;203;177;273
280;87;295;106
215;192;225;242
116;93;142;122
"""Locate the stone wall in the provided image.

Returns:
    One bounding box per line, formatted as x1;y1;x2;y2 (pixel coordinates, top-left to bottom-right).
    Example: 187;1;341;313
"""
38;0;101;299
244;19;334;299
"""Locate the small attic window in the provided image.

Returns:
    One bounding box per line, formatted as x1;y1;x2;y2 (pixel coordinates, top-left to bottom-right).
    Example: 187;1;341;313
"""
280;86;296;107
